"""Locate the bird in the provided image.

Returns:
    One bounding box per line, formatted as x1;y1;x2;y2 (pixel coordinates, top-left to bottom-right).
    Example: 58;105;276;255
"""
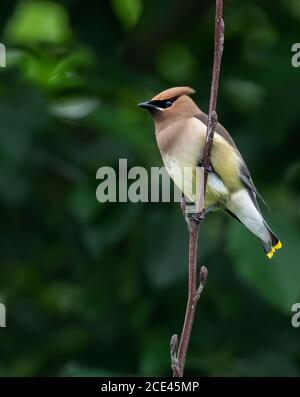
138;86;282;259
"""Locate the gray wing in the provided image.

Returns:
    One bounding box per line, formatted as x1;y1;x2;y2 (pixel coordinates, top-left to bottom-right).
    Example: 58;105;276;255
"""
240;165;269;210
194;111;268;209
195;112;238;149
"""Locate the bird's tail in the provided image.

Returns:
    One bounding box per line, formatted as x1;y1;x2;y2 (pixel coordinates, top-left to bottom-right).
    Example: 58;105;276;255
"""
225;189;282;260
258;223;282;259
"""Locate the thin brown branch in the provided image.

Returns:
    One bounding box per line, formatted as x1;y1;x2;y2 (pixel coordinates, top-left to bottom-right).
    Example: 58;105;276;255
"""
203;0;224;184
170;0;224;377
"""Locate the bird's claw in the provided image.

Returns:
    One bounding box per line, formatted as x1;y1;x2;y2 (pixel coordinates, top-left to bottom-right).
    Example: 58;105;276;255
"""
197;161;213;173
189;212;205;224
187;204;219;224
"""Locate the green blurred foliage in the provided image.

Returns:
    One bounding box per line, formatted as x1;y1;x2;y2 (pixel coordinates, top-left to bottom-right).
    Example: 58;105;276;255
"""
111;0;143;29
5;1;72;45
0;0;299;376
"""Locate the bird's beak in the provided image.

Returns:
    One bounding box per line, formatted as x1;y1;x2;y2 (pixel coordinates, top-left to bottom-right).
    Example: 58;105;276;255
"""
138;101;159;111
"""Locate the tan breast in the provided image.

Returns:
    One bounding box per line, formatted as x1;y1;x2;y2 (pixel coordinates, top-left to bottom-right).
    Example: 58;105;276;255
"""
156;117;243;203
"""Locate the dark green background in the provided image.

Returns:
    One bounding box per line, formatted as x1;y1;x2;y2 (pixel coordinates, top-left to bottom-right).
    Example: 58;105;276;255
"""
0;0;299;376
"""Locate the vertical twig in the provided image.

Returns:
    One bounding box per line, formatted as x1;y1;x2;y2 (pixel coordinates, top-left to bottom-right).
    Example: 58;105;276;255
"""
170;0;224;377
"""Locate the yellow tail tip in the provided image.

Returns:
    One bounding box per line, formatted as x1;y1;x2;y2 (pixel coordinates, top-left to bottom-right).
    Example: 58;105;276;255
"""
274;241;282;250
266;241;282;259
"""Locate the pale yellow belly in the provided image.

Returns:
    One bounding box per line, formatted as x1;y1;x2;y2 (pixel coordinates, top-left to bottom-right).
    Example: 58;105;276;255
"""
163;155;230;208
158;117;243;206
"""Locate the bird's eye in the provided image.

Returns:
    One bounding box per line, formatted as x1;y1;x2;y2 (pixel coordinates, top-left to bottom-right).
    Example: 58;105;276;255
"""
165;100;173;107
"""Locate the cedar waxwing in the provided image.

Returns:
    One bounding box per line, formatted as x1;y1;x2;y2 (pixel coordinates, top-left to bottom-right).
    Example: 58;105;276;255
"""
138;87;282;259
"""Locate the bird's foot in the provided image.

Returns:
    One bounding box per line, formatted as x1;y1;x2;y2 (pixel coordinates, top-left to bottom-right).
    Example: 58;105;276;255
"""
189;211;205;224
181;197;219;226
188;204;219;224
197;161;213;173
181;197;192;226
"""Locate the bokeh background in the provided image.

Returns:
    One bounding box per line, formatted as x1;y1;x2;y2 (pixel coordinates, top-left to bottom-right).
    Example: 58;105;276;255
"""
0;0;300;376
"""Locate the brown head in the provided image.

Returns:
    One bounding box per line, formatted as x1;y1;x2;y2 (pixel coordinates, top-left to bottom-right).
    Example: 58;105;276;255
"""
138;87;200;129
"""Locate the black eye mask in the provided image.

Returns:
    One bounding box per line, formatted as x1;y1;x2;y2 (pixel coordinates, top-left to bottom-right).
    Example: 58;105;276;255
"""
149;96;178;109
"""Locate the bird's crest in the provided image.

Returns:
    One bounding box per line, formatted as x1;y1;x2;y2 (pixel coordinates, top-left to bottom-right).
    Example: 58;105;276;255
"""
152;87;195;101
